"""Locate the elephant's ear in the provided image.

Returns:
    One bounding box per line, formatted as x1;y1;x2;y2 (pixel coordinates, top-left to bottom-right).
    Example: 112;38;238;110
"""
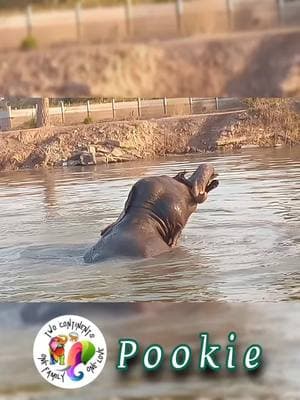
49;338;58;351
173;171;193;189
174;171;205;202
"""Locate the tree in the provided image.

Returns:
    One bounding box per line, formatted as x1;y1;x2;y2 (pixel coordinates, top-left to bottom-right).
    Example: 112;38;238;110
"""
36;97;50;127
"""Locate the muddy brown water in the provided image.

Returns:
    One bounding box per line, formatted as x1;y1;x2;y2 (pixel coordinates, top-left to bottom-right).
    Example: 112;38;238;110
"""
0;147;299;301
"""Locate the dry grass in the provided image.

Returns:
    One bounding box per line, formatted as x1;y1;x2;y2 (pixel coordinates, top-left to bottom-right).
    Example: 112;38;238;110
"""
281;62;300;97
1;29;299;98
240;98;300;144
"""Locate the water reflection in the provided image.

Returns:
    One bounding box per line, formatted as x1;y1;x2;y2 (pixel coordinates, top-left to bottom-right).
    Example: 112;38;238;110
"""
0;147;299;301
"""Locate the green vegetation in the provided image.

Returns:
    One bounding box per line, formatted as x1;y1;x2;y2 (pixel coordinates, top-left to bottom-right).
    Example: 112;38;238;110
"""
0;0;168;12
3;98;38;109
20;35;38;51
4;97;139;109
50;97;115;106
83;116;93;124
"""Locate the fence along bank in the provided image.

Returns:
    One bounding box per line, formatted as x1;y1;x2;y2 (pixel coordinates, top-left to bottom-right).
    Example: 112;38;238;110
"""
0;0;300;50
0;97;244;132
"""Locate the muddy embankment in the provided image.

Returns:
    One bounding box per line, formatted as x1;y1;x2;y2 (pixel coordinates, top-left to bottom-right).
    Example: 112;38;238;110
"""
0;29;299;97
1;99;299;171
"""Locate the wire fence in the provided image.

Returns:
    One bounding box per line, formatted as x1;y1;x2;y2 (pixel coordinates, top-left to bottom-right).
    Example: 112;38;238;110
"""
0;97;245;131
0;0;300;50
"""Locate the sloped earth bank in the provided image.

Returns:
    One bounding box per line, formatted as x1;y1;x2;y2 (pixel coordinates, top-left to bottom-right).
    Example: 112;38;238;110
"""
0;29;299;97
0;110;299;171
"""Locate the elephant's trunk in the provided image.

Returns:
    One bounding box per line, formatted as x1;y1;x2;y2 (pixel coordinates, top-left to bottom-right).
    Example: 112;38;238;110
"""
187;164;219;203
58;335;68;344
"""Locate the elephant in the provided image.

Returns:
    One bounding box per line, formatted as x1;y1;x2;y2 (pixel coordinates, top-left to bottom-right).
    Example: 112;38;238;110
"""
84;163;219;263
49;335;68;365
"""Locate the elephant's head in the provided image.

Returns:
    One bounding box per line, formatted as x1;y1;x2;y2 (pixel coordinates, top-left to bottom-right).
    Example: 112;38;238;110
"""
49;335;68;352
174;163;219;203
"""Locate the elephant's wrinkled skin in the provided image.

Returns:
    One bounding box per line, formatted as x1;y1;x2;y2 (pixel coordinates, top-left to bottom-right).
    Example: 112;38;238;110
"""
84;164;219;263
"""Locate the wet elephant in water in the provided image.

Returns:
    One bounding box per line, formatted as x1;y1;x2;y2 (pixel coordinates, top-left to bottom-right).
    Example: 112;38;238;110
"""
84;163;219;263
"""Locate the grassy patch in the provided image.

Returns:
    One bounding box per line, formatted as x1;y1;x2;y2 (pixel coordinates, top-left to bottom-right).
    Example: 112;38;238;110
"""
20;35;38;51
83;116;93;124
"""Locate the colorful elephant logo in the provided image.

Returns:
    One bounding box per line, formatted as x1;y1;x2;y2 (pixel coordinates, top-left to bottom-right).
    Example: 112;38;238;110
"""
49;336;96;381
49;335;68;366
65;340;96;381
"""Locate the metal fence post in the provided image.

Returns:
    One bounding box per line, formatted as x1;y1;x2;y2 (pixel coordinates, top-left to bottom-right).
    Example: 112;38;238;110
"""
31;105;36;124
226;0;233;30
125;0;133;36
87;100;91;118
215;97;219;111
112;98;116;120
137;98;141;118
26;4;33;36
163;97;168;116
60;101;65;124
75;2;82;42
175;0;184;34
189;97;193;114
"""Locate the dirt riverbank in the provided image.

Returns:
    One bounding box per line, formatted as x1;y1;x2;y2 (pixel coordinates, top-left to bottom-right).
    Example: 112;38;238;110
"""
0;99;299;171
0;29;299;97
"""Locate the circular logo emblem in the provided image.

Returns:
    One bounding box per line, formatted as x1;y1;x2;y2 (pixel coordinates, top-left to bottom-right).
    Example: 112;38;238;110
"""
33;315;107;389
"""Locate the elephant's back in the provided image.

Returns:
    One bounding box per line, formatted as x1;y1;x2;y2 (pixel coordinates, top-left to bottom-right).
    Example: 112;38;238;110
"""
130;176;193;226
84;220;168;262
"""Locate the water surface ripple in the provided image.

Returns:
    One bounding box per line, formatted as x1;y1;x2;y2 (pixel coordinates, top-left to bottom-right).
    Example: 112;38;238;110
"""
0;147;299;301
